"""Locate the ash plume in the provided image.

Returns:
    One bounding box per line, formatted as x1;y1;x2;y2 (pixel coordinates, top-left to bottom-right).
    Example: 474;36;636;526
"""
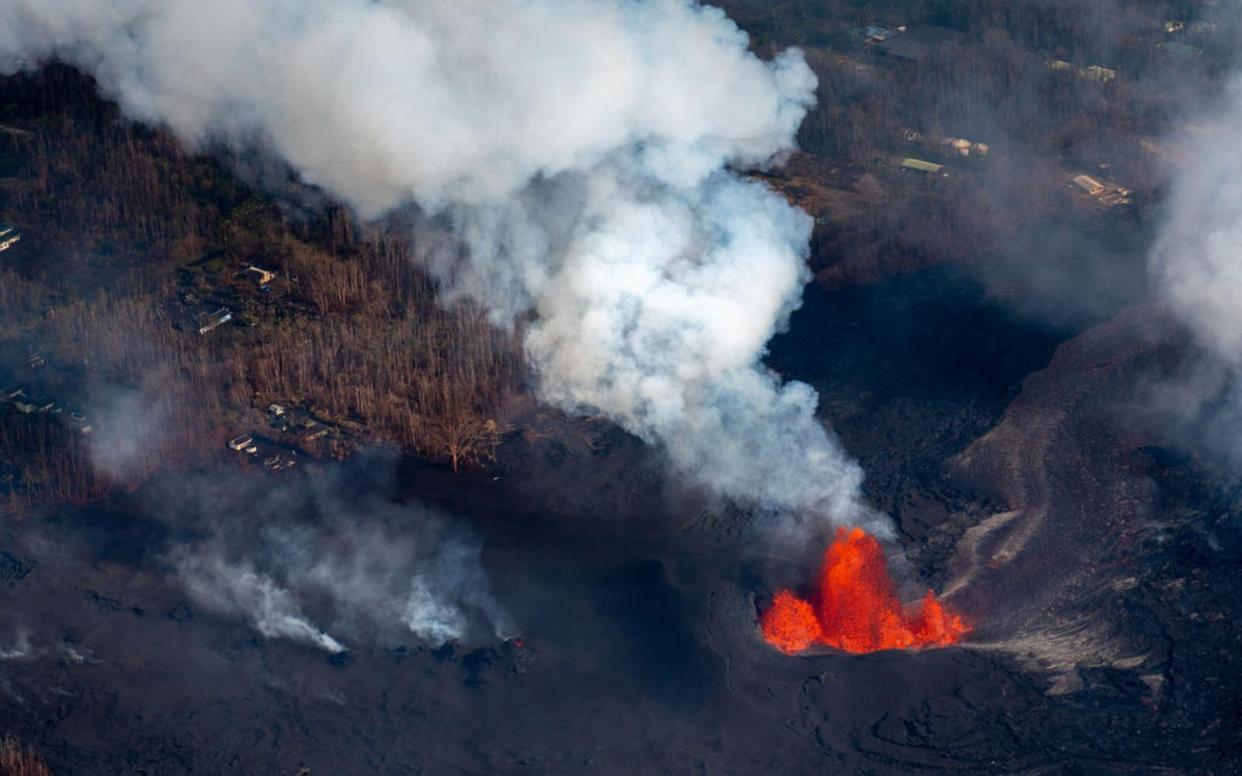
152;463;514;652
0;0;878;534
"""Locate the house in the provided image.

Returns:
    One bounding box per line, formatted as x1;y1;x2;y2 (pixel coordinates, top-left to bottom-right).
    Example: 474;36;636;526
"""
244;266;279;286
303;427;331;443
0;223;20;253
2;386;24;401
195;307;233;335
1083;65;1117;83
267;403;286;417
1047;60;1118;83
263;454;297;472
13;397;54;414
1070;174;1131;207
1072;175;1106;196
901;158;945;175
862;24;903;43
228;434;257;453
68;412;92;435
943;137;990;157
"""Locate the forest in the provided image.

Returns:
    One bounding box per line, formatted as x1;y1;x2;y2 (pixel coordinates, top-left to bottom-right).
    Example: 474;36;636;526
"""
0;0;1234;510
0;66;526;509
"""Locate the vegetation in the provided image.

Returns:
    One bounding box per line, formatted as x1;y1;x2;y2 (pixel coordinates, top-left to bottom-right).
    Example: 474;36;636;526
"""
0;66;524;509
724;0;1236;285
0;0;1235;508
0;738;51;776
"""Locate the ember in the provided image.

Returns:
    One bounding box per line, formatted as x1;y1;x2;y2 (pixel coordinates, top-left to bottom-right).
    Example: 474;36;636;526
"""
760;527;970;654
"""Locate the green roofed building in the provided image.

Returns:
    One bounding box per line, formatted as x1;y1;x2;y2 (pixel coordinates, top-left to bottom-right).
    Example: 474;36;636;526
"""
901;158;944;174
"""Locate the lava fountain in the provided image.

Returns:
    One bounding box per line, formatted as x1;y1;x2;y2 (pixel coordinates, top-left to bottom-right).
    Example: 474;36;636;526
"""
760;527;970;654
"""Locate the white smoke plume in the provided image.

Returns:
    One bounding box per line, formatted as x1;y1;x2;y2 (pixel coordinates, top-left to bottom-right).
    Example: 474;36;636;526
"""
84;379;174;483
1;0;876;532
154;464;515;652
174;553;347;654
1151;77;1242;367
1146;72;1242;470
0;627;33;661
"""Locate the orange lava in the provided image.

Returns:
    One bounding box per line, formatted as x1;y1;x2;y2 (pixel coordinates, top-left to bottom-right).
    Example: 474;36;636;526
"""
760;527;970;654
759;590;822;654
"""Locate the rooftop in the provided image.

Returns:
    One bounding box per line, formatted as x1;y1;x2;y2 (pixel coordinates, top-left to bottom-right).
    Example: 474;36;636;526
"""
901;158;945;174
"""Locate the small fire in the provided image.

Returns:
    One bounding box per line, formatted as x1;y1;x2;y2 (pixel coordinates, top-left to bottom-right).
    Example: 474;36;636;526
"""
760;527;970;654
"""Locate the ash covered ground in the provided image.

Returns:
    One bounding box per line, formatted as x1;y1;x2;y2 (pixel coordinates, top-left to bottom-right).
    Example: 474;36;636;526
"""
1;267;1239;774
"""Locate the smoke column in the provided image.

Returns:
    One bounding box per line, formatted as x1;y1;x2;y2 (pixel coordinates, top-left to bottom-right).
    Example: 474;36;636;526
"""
1146;70;1242;472
0;0;877;533
156;466;515;652
175;553;348;654
1151;76;1242;367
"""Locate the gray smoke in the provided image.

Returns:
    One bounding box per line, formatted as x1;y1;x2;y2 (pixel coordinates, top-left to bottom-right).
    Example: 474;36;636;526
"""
0;0;878;533
1151;78;1242;367
0;627;32;661
1148;73;1242;467
174;553;347;654
84;378;174;483
154;465;514;653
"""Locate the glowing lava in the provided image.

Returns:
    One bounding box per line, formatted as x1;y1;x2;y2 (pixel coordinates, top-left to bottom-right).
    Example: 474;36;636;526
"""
760;527;970;654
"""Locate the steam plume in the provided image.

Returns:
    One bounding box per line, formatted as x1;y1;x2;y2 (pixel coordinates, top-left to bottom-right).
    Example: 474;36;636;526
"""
175;554;347;653
1151;78;1242;367
1;1;876;531
154;465;514;652
1147;73;1242;469
0;628;32;661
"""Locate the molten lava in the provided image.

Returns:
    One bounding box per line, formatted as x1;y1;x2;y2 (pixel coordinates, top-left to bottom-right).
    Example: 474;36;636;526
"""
760;527;970;654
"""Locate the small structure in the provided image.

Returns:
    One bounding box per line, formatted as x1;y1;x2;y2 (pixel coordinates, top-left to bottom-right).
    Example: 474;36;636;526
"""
303;427;331;443
862;24;903;43
195;307;233;335
263;454;297;472
244;266;279;286
2;385;24;401
26;354;44;369
68;412;93;435
901;158;946;175
0;223;21;253
1164;20;1185;33
943;137;990;157
228;434;258;453
1082;65;1117;83
13;397;54;414
267;403;286;417
1047;60;1118;83
1072;175;1106;196
1069;174;1131;207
